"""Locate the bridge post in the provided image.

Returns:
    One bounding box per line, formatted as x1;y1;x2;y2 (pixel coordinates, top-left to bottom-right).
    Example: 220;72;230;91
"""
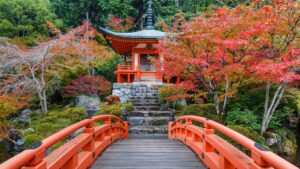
250;150;270;169
124;121;129;139
105;118;111;125
185;119;193;139
168;122;173;140
105;118;112;139
24;149;47;169
219;154;235;169
203;121;215;153
80;121;95;167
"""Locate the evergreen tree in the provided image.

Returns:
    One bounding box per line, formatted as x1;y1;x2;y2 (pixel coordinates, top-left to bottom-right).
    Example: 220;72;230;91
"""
0;0;62;37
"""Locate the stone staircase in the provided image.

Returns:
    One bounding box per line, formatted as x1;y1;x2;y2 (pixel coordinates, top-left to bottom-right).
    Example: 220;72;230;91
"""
125;84;174;134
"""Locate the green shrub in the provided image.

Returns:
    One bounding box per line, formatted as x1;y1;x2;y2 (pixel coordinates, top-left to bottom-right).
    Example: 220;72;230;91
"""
22;107;86;148
0;0;61;38
35;123;54;136
9;36;37;46
48;107;86;123
100;104;122;117
122;103;133;112
23;134;43;149
182;104;215;115
227;125;264;143
48;104;64;111
37;116;57;124
35;119;72;137
0;19;15;37
182;104;221;121
226;109;261;131
29;112;45;121
28;96;41;110
95;55;122;83
99;103;133;117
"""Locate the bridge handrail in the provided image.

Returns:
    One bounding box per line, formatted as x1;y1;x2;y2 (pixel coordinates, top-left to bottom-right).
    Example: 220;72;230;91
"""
169;115;298;169
0;115;128;169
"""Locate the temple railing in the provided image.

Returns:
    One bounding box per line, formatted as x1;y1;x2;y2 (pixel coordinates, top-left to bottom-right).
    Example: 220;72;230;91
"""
117;64;135;71
168;115;298;169
0;115;128;169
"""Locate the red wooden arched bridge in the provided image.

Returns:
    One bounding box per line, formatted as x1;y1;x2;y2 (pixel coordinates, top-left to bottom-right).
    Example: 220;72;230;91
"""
0;115;298;169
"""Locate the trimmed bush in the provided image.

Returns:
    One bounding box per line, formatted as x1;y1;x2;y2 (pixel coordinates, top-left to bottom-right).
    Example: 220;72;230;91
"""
22;107;86;149
182;104;215;115
227;125;264;143
99;103;133;117
226;109;261;131
23;134;43;149
48;107;86;123
105;95;121;105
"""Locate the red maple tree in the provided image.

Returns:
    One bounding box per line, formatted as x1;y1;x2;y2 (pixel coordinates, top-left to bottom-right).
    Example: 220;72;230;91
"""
156;0;300;134
64;76;111;97
107;15;134;32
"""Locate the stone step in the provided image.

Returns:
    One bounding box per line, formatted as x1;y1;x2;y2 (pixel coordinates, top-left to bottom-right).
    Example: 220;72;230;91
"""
128;117;173;126
133;106;163;111
131;98;158;101
130;100;159;104
128;133;168;139
131;90;159;94
130;99;159;103
132;102;160;106
130;96;158;99
128;110;173;117
129;125;168;134
130;93;158;97
132;96;157;99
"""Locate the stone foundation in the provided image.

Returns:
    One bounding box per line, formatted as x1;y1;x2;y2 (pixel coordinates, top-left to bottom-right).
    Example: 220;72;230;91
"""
112;82;164;103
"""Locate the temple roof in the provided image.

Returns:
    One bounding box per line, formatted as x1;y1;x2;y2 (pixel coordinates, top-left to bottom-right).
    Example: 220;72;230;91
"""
98;0;166;56
99;27;166;39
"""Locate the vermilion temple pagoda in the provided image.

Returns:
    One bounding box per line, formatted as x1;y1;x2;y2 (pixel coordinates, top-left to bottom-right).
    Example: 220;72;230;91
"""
99;0;180;84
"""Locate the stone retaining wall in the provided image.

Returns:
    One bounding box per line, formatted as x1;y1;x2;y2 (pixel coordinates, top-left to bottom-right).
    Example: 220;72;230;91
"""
112;82;165;103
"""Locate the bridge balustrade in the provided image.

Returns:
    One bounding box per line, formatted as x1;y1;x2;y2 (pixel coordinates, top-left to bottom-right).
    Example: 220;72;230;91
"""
0;115;128;169
168;115;298;169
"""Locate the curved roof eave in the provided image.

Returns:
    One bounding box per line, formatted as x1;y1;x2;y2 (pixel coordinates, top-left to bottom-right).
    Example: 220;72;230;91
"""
98;27;166;39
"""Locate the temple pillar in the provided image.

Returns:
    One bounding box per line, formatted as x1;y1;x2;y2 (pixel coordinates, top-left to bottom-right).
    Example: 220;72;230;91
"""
127;74;130;83
134;53;139;70
117;73;121;83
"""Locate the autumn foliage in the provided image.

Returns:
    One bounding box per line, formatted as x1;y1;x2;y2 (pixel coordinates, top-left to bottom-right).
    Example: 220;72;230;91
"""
0;95;27;118
64;76;111;96
107;15;134;32
157;0;300;133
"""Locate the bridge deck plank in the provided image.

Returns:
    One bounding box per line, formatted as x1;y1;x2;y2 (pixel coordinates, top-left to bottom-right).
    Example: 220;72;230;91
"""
92;137;206;169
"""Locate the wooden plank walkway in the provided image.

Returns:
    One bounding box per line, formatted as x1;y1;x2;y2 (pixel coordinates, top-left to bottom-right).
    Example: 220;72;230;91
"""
92;135;206;169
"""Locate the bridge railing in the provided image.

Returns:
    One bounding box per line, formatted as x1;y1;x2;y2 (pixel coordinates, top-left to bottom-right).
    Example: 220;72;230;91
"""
168;115;298;169
0;115;128;169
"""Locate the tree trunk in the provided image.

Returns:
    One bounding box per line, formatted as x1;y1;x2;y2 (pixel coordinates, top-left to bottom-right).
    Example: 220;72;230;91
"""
222;79;230;118
261;83;286;135
213;91;220;115
42;89;48;113
38;91;45;113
